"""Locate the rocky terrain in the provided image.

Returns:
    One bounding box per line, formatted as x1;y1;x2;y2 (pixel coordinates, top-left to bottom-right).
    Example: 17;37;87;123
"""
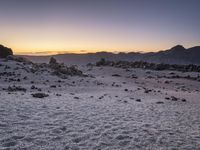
95;58;200;73
0;57;200;149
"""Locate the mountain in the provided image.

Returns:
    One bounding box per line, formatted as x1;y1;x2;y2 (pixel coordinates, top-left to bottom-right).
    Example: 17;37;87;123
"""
142;45;200;64
21;45;200;65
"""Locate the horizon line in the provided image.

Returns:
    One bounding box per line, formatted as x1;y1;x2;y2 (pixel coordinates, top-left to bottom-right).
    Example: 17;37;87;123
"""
15;50;145;56
13;44;200;56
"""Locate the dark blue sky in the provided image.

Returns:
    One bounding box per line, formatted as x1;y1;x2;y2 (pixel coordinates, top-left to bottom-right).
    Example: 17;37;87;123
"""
0;0;200;54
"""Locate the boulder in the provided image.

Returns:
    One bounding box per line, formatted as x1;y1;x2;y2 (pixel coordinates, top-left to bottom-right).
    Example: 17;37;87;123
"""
32;93;49;98
49;57;58;65
0;45;13;58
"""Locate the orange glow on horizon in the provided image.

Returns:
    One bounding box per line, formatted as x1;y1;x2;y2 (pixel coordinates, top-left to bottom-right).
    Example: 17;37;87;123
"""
1;20;190;56
1;17;199;56
7;43;198;56
12;46;163;56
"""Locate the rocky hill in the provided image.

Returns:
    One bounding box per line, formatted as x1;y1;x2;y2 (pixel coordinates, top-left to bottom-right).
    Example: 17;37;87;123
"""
0;45;13;58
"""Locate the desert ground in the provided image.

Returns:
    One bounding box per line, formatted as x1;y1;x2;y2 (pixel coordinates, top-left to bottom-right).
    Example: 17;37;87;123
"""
0;58;200;150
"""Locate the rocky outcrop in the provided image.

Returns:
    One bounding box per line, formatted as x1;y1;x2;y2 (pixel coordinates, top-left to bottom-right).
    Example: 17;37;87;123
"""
95;59;200;72
49;57;58;65
0;45;13;58
48;57;83;78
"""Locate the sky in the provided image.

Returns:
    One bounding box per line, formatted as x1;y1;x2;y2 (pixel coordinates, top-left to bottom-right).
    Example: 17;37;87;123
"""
0;0;200;55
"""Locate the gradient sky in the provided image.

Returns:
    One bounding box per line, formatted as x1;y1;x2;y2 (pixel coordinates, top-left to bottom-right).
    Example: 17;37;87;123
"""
0;0;200;55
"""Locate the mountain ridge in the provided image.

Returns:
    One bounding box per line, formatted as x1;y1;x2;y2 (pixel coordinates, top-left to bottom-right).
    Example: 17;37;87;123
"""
15;45;200;65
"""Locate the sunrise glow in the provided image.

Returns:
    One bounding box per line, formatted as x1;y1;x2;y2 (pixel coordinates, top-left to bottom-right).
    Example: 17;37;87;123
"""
0;0;199;55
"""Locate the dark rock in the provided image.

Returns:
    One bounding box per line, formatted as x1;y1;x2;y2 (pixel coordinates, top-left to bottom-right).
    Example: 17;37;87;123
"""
165;97;170;100
50;85;56;88
136;99;141;102
99;96;104;99
49;57;58;65
6;85;26;92
131;74;138;79
181;98;187;102
171;96;178;101
123;100;128;103
156;101;164;104
32;93;49;98
0;45;13;58
96;58;106;66
124;89;128;92
112;74;121;77
144;88;152;93
164;81;170;84
31;85;37;90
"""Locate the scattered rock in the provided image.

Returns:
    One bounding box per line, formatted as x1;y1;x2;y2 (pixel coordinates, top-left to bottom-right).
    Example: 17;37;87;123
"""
56;94;62;96
131;74;138;79
95;59;200;72
32;93;49;98
123;100;128;103
165;97;170;100
156;101;164;104
164;80;170;84
136;99;141;102
50;85;57;88
171;96;178;101
124;89;128;92
99;96;104;99
182;98;187;102
31;85;37;90
5;85;26;92
112;74;121;77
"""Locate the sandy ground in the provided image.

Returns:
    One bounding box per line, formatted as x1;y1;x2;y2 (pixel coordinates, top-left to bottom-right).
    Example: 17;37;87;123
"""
0;60;200;150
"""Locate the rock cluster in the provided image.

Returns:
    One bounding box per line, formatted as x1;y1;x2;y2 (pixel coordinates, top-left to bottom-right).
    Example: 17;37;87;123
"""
3;85;26;92
49;57;83;78
2;56;84;78
96;59;200;72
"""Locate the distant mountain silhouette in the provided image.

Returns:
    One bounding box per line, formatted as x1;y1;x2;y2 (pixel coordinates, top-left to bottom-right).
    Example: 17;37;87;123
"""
21;45;200;65
143;45;200;64
0;45;13;58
